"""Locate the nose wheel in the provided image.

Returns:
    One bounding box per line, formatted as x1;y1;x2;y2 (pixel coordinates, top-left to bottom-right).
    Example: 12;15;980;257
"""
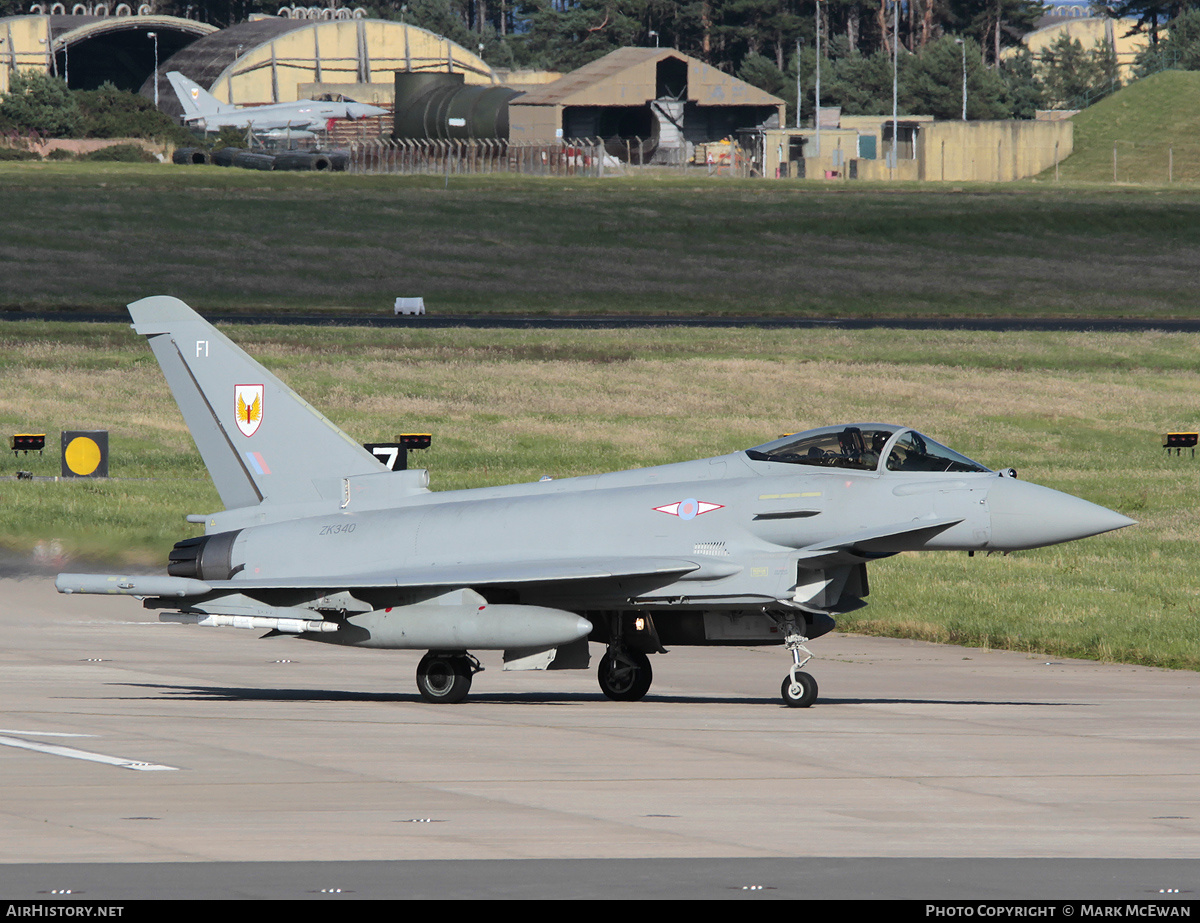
781;670;818;708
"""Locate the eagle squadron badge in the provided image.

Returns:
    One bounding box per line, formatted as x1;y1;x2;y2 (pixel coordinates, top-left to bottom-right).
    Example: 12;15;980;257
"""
234;384;264;437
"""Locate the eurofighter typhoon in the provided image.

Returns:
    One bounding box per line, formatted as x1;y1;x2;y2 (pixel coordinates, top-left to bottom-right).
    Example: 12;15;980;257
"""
57;298;1135;706
166;72;386;132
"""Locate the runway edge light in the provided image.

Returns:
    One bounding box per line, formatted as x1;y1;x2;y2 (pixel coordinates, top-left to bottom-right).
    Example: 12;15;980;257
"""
10;434;45;455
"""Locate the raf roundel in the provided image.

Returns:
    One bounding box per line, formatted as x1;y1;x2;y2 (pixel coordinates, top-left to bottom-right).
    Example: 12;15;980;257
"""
654;498;724;520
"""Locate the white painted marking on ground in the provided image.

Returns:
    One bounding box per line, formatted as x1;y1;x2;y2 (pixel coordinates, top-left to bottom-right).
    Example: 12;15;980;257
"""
0;729;95;737
0;735;178;771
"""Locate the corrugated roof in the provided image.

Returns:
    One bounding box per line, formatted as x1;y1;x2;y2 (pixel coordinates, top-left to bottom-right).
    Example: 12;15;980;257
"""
48;14;102;39
152;18;312;118
516;48;666;106
515;47;783;109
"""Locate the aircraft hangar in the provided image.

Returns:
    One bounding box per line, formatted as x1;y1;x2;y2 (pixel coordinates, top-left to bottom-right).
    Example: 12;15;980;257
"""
1;8;774;163
0;11;215;94
146;15;494;121
0;8;494;116
508;47;784;163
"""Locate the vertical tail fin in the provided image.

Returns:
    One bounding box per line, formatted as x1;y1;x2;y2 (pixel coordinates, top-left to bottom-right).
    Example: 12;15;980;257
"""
129;296;383;510
165;71;232;122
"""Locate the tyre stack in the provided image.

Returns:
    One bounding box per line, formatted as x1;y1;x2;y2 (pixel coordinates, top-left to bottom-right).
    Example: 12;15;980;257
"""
273;150;348;171
173;147;349;172
210;147;242;167
230;151;276;171
172;148;211;165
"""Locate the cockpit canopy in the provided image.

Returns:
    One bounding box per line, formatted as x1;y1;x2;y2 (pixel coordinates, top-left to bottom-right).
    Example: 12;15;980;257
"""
745;424;991;474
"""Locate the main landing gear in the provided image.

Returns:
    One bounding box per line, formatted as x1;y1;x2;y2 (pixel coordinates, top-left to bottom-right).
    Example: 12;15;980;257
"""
415;651;482;704
597;613;657;701
597;648;653;701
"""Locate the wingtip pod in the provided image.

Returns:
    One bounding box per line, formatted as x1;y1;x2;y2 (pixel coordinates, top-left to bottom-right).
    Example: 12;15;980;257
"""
56;573;212;597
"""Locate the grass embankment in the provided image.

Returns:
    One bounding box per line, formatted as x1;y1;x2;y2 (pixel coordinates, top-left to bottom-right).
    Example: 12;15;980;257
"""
4;163;1200;318
1057;70;1200;185
2;321;1197;670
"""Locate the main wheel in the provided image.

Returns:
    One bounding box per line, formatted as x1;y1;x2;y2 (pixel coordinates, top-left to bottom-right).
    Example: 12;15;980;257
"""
781;671;818;708
597;649;653;701
416;652;473;704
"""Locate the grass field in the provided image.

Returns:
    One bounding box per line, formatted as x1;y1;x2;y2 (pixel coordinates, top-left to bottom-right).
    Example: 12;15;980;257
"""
1054;70;1200;185
2;125;1199;671
2;320;1197;671
4;161;1200;319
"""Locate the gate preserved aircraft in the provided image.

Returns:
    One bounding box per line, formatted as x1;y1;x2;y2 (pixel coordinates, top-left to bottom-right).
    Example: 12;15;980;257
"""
56;298;1135;706
165;71;386;132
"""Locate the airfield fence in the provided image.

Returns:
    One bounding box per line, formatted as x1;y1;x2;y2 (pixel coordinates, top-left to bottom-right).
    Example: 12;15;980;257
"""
347;138;607;177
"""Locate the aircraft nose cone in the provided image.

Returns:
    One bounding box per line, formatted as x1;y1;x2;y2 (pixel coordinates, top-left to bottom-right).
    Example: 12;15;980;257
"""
988;478;1136;550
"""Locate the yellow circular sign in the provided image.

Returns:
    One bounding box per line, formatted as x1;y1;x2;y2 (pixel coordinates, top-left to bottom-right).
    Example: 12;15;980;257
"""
64;436;101;476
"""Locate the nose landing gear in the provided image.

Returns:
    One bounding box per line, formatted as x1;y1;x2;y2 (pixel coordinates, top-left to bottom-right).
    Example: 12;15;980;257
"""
776;613;819;708
782;668;818;708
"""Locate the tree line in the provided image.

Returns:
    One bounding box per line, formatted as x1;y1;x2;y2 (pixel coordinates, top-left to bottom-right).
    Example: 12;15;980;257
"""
130;0;1130;117
0;71;193;141
363;0;1121;119
5;0;1200;121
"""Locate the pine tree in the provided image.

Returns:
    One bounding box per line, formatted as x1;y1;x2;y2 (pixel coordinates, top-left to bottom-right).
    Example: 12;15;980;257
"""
0;70;81;137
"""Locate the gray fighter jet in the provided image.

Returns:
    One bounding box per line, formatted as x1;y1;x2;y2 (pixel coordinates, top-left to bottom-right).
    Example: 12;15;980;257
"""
165;72;386;132
56;297;1135;707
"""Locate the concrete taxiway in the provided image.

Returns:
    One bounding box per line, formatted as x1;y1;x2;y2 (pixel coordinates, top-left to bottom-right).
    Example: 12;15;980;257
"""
2;573;1198;898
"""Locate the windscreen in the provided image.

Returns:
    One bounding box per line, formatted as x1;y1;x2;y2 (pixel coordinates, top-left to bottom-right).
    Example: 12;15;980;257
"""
746;425;990;475
745;425;899;472
884;431;990;473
